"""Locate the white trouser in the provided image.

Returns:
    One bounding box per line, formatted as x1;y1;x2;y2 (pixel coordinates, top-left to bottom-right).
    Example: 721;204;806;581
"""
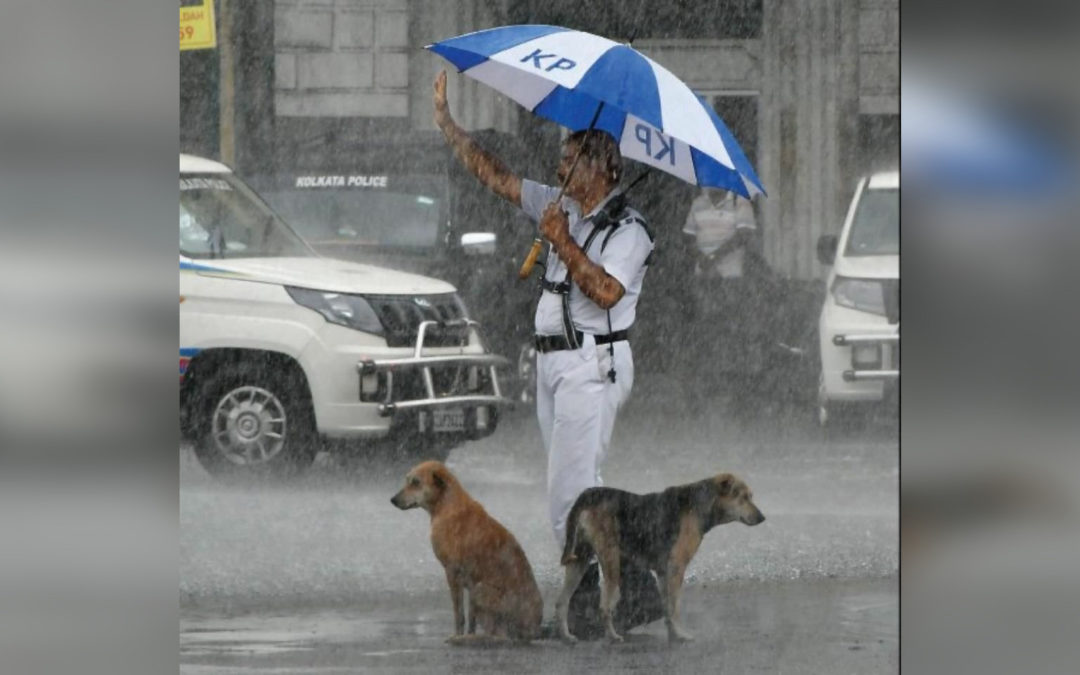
536;333;634;547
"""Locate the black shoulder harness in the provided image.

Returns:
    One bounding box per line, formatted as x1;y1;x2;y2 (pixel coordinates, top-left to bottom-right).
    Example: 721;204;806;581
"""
537;193;654;371
594;192;654;262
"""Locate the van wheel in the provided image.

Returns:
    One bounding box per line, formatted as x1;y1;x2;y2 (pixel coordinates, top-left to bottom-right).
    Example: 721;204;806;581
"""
817;372;868;438
192;365;318;479
817;387;833;430
819;401;866;438
817;372;831;428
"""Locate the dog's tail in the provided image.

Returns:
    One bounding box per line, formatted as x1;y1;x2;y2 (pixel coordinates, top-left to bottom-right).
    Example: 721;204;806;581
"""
560;497;589;566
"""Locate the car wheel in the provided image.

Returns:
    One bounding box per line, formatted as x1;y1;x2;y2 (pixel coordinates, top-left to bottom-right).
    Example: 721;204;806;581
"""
817;373;873;438
817;371;830;427
818;371;848;432
817;373;833;429
192;365;318;480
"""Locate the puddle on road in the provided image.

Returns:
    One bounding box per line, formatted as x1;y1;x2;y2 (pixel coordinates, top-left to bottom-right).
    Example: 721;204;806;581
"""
181;611;426;658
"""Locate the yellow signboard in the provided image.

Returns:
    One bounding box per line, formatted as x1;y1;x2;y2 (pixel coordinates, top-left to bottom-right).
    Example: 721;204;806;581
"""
180;0;216;51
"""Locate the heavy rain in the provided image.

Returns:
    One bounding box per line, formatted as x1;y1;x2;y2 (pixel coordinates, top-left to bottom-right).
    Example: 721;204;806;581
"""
178;0;897;672
10;1;1080;674
181;407;898;672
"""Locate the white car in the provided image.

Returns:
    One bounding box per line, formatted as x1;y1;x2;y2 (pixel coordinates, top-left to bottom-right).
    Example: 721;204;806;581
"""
816;171;899;428
180;155;509;477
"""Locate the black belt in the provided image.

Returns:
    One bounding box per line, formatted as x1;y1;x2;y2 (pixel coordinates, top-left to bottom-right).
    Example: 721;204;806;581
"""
535;330;630;353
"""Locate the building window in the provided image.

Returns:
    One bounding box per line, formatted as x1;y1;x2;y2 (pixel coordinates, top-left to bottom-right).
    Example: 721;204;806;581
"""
709;94;758;169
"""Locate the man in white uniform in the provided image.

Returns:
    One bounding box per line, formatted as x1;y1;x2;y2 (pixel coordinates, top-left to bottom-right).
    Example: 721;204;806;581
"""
433;71;660;636
683;187;757;279
519;166;653;544
433;70;653;544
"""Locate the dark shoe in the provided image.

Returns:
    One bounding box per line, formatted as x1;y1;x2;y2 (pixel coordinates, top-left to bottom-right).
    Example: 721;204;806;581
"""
613;560;665;632
538;620;561;641
567;562;606;640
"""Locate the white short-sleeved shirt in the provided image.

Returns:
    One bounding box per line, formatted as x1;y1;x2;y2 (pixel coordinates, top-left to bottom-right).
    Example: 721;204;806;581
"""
520;179;654;336
682;191;756;278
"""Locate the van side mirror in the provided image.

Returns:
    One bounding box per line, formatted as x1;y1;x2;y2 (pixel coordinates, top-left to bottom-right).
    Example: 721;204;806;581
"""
461;232;496;256
817;234;838;266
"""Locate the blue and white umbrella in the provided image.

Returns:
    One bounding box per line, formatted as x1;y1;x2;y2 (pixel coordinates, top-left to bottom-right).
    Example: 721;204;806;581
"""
427;24;764;197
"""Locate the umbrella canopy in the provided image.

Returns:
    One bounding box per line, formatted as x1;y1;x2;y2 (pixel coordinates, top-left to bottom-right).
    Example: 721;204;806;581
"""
427;24;764;197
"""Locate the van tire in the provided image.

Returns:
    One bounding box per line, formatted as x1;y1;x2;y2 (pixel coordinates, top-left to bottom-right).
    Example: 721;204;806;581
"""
192;364;318;480
819;401;869;435
817;372;872;439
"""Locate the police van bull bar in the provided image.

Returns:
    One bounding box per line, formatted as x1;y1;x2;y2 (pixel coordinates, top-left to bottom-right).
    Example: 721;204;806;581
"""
833;333;900;382
356;319;512;417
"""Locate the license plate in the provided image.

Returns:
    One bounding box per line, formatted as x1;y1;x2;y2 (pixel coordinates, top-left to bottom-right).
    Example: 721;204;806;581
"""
430;408;466;433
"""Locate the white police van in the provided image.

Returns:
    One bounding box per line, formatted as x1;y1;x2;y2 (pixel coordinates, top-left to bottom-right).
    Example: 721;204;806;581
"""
816;171;899;429
180;154;509;477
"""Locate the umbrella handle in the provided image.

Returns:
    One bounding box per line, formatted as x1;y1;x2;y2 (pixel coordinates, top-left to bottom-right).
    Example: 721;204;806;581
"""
518;100;604;281
518;238;544;279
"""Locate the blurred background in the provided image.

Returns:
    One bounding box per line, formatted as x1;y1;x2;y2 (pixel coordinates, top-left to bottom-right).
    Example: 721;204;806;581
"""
902;2;1080;674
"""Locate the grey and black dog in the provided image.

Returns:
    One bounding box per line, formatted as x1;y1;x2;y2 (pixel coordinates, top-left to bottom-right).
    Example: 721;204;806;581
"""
556;473;765;643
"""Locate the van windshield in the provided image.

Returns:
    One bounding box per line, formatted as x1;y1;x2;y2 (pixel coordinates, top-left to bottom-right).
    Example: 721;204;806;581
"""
262;176;445;250
845;188;898;256
180;174;313;259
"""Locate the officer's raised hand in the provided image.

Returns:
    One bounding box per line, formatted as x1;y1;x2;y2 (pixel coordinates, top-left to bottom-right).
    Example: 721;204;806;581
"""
539;202;571;246
433;69;522;206
433;70;453;131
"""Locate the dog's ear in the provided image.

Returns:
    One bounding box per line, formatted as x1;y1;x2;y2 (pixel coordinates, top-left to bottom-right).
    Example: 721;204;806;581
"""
716;474;734;496
431;470;446;490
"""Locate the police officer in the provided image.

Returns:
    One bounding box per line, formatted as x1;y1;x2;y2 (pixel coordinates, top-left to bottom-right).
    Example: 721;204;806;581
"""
433;70;654;548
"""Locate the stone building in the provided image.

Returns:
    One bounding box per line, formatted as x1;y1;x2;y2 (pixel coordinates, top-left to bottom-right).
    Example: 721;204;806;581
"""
180;0;897;279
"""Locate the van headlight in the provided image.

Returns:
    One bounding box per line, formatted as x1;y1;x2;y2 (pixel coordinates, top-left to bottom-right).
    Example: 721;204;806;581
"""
286;287;385;335
831;277;886;316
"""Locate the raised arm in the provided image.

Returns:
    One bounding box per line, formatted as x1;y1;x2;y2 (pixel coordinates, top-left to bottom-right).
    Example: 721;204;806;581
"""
433;70;522;207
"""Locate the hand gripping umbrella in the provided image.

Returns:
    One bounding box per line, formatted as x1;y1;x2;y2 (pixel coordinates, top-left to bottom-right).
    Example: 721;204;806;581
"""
427;24;765;277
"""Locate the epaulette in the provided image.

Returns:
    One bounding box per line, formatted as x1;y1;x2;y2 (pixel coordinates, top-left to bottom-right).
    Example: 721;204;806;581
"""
619;213;655;243
600;210;655;266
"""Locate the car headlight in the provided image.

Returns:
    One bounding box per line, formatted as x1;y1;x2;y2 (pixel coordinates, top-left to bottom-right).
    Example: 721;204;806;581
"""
831;277;886;316
286;287;385;335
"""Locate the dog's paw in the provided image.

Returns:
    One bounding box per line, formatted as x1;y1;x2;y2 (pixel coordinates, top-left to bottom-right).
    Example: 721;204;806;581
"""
559;631;578;645
606;632;625;644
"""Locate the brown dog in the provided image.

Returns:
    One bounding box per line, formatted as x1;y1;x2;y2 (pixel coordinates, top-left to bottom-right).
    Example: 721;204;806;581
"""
556;473;765;643
391;460;543;643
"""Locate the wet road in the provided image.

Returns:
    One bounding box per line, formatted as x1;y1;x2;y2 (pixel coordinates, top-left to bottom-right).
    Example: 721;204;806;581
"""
181;389;898;673
181;578;896;674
